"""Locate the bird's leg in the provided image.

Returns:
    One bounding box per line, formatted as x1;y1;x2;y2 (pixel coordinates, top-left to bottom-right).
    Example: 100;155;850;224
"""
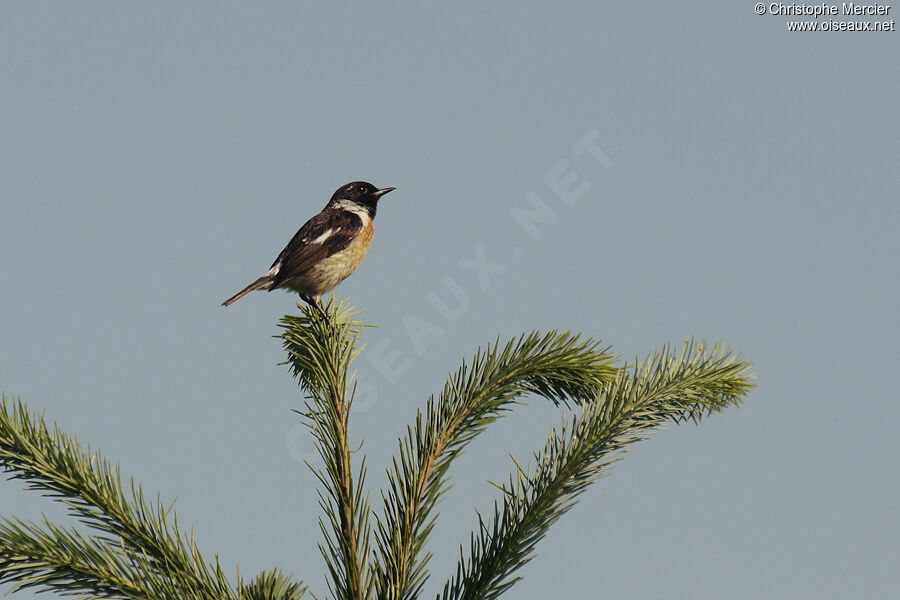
315;298;332;323
301;294;331;323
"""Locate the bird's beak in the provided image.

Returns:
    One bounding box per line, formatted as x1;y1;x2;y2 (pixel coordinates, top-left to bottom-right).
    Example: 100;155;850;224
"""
373;187;396;198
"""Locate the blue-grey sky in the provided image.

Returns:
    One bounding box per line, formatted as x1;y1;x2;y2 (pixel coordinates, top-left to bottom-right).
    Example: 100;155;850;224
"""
1;3;897;599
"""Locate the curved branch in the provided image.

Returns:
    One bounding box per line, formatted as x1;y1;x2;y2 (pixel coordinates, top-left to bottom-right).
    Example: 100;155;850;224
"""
440;341;754;600
372;331;619;600
0;395;234;600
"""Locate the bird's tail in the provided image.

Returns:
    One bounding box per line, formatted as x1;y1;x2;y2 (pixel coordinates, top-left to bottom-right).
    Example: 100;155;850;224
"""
221;275;274;306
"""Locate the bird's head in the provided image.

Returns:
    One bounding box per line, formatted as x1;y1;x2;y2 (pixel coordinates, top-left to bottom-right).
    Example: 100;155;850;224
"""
328;181;395;217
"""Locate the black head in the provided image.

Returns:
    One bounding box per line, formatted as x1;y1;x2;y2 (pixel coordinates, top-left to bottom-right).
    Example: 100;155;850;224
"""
327;181;395;217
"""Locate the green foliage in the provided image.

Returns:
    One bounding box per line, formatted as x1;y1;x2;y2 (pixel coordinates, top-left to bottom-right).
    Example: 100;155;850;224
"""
0;395;305;600
239;570;308;600
1;296;754;600
371;331;618;600
280;298;374;600
438;342;752;600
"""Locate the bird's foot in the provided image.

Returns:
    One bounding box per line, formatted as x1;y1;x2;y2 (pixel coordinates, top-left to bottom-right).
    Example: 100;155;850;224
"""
315;302;332;325
302;295;332;325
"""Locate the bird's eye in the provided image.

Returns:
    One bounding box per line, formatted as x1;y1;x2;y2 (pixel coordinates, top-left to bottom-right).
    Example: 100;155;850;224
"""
359;186;366;192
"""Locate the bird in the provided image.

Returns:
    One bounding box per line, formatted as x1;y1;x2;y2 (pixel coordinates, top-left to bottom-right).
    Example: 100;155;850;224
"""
222;181;395;319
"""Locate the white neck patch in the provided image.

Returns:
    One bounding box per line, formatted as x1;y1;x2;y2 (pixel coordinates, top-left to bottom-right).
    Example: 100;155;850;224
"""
332;201;371;223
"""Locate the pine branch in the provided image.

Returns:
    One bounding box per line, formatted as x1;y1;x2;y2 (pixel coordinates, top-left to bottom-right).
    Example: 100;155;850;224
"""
0;395;236;600
0;517;308;600
439;341;754;600
3;295;752;600
372;332;619;600
238;569;308;600
0;516;151;598
1;396;308;600
279;298;373;600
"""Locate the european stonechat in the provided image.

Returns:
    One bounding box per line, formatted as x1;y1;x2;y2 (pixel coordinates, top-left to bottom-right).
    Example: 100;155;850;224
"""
222;181;395;318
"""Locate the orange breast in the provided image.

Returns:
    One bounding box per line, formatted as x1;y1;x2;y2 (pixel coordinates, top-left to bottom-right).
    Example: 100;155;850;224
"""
345;220;374;269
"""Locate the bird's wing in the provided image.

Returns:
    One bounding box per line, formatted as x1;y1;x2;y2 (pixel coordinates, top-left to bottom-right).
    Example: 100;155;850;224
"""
270;209;363;286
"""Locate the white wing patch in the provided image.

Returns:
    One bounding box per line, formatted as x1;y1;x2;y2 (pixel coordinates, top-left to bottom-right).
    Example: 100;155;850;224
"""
313;228;338;244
